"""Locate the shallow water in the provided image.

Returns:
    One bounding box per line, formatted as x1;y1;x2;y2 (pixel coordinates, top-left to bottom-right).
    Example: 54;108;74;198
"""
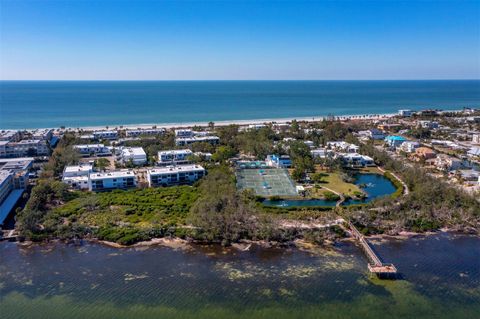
0;232;479;319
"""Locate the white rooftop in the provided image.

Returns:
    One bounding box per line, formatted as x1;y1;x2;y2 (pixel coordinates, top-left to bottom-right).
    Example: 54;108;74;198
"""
64;164;93;174
89;170;135;180
121;147;146;156
148;164;205;174
158;149;192;155
74;144;105;148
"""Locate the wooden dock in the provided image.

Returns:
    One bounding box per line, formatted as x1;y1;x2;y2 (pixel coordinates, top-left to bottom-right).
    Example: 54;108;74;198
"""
347;221;398;278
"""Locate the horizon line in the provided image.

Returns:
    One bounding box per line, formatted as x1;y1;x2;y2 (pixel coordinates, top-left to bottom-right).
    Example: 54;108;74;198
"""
1;78;480;82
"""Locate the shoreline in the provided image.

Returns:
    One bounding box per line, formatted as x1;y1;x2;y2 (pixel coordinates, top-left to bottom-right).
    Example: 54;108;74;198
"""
11;228;478;251
4;108;471;131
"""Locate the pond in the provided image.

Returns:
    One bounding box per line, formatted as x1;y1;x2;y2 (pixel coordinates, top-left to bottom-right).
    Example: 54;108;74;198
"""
263;173;397;207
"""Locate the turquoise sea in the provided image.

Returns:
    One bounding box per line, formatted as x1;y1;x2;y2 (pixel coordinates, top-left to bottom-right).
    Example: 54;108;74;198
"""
1;80;479;129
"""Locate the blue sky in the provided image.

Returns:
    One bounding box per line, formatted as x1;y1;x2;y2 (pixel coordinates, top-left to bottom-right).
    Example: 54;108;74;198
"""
0;0;479;80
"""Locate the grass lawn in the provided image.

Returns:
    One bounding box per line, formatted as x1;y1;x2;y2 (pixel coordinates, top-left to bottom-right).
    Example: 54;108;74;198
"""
312;166;362;196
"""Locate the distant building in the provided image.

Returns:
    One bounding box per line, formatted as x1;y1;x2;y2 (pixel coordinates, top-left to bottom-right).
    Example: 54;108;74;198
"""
385;135;407;149
467;147;480;159
304;140;315;148
265;155;292;168
398;109;414;117
174;129;194;138
337;153;375;168
418;120;439;129
326;141;359;153
147;164;205;187
62;164;93;189
125;128;166;137
120;147;147;165
399;141;420;153
0;130;22;142
414;147;436;160
377;123;401;131
73;144;112;157
175;136;220;146
434;154;462;171
311;148;329;159
29;128;53;141
157;149;193;166
88;170;136;191
362;129;385;140
472;134;480;145
93;130;118;140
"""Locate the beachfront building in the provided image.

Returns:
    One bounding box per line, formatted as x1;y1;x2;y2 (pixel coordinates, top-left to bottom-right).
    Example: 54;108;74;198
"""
73;144;112;157
175;135;220;146
120;147;147;166
157;149;193;166
125;128;166;137
265;155;292;168
146;164;205;187
399;141;421;153
0;130;22;142
385;135;407;149
88;170;136;191
62;164;93;189
174;129;195;138
93;130;118;140
398;109;414;117
28;128;53;141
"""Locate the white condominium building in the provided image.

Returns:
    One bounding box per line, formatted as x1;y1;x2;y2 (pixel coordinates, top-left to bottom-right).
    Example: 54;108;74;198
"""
0;139;50;158
88;170;136;191
62;164;93;189
120;147;147;165
147;164;205;187
175;136;220;146
93;130;118;140
125;128;166;137
157;149;193;166
174;129;194;138
73;144;112;157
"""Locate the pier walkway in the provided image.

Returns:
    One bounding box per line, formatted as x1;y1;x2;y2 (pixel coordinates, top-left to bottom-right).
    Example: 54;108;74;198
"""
347;221;398;278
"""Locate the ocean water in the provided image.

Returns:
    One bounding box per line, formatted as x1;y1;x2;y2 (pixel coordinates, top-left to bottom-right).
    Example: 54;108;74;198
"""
1;233;479;319
0;80;479;129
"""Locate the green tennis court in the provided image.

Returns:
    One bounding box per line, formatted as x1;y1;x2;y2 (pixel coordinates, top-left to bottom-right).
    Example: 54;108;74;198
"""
236;168;297;197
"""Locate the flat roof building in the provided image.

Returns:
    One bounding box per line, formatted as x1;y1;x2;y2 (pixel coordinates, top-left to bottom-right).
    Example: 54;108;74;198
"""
74;144;112;157
120;147;147;165
88;170;136;191
158;149;193;166
175;136;220;146
62;164;93;190
147;164;205;187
